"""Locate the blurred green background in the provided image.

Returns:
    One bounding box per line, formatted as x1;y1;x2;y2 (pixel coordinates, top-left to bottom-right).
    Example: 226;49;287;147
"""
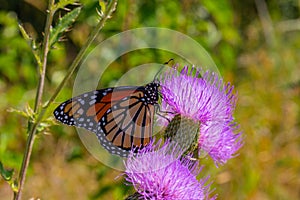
0;0;300;199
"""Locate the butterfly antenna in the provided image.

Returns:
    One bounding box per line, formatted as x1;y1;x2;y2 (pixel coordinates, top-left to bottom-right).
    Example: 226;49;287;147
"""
153;59;174;82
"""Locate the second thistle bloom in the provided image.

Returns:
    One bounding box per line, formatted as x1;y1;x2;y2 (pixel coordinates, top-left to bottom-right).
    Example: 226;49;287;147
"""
124;140;213;200
159;65;242;165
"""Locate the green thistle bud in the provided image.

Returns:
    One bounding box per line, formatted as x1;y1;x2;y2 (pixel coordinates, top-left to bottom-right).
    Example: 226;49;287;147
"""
164;114;200;157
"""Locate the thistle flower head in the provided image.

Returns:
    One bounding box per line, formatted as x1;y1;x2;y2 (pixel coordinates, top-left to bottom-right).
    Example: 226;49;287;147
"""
160;65;236;123
159;65;243;165
124;140;214;200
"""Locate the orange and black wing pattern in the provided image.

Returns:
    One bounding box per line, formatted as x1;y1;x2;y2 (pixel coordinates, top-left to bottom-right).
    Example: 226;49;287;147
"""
53;82;160;157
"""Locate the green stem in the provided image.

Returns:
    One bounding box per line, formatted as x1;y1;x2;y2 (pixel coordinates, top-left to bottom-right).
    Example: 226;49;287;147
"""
14;1;55;200
34;2;54;113
14;0;118;199
44;0;118;110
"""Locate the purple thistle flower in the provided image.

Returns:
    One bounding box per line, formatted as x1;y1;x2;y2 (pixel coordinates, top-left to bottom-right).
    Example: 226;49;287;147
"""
124;140;214;200
199;121;242;165
159;65;243;165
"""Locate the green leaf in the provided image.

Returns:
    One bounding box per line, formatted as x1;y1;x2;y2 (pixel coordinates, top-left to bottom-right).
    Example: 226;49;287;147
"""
7;104;35;122
18;23;42;66
52;0;79;11
18;23;31;42
99;0;106;13
49;7;81;47
0;162;14;181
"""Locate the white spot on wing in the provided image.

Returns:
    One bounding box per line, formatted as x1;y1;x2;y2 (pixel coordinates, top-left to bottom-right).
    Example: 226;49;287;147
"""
89;99;96;105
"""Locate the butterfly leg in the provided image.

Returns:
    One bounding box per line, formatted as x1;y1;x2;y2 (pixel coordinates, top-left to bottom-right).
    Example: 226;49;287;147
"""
154;104;176;123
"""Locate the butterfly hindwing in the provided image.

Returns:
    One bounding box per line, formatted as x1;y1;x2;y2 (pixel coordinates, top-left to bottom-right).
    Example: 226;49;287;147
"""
99;92;155;149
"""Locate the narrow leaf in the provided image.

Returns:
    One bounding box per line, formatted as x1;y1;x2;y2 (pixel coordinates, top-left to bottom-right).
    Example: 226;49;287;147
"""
18;23;31;42
99;0;106;13
0;162;14;181
18;24;42;66
49;7;81;47
53;0;78;11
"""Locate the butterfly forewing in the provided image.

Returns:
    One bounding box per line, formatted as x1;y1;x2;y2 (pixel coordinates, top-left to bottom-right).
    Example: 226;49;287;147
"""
54;89;114;133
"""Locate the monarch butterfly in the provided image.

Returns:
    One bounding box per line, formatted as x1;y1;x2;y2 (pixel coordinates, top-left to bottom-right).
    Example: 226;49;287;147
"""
53;82;160;157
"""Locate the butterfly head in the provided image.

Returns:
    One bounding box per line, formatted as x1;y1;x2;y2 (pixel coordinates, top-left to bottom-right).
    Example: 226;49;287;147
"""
144;82;160;104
